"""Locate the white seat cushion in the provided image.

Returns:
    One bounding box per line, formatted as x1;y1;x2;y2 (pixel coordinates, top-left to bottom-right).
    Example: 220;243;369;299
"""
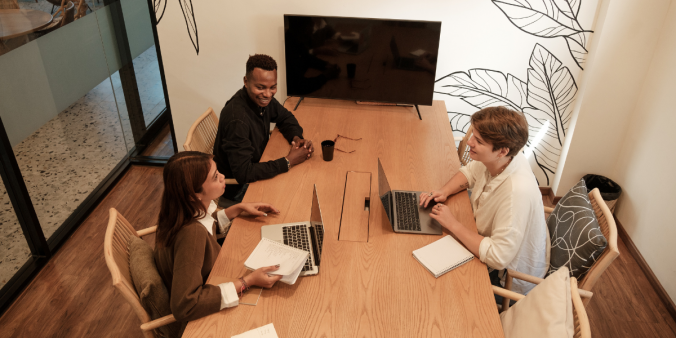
499;267;574;338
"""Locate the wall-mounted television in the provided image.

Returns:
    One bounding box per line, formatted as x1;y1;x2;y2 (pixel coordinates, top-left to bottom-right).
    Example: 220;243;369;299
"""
284;15;441;106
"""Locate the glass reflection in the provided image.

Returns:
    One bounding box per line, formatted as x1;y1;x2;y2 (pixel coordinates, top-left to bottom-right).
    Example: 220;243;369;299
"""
0;180;32;290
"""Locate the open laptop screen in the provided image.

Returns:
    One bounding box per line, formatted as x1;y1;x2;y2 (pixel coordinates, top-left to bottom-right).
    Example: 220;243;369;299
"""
377;159;394;227
310;185;325;264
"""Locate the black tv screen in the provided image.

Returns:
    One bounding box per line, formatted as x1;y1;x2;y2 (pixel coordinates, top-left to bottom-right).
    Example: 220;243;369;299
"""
284;15;441;106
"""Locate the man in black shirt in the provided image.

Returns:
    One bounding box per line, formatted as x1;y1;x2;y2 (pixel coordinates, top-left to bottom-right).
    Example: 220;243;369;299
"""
214;54;313;202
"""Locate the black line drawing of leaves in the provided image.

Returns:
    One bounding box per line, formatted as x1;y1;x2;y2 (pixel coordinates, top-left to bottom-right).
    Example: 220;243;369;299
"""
492;0;593;69
434;44;577;186
434;69;529;112
152;0;200;55
448;112;472;134
523;43;577;185
178;0;199;55
565;32;589;69
153;0;167;24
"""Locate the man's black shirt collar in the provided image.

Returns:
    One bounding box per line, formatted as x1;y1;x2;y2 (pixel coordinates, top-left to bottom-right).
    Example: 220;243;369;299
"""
240;86;266;117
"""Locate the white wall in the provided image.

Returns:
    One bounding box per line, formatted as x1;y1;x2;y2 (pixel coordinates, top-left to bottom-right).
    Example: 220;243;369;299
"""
612;1;676;303
553;0;676;303
155;0;597;170
553;0;672;194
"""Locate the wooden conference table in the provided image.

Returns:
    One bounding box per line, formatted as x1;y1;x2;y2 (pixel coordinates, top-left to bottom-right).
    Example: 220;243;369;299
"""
183;98;504;338
0;9;52;40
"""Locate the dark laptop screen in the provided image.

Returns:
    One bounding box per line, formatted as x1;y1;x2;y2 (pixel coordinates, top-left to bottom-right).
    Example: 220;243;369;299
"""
377;159;394;227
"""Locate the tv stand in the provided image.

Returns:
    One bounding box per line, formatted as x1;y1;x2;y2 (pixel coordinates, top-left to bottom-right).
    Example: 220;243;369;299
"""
293;96;304;111
355;101;422;120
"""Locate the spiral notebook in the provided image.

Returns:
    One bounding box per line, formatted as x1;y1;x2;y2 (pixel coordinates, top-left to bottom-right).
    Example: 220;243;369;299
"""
413;235;474;278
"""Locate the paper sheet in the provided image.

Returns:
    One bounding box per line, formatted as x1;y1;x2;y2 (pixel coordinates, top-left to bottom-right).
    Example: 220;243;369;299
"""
231;323;278;338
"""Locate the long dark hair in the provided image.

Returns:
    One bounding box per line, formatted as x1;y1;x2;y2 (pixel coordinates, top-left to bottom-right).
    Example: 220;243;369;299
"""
156;151;213;247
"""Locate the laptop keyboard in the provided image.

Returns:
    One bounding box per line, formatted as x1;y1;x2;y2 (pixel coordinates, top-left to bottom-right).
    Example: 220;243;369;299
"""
282;225;314;272
395;192;421;231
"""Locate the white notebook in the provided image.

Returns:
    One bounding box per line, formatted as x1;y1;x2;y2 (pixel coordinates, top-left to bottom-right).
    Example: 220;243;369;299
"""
412;235;474;278
244;237;309;285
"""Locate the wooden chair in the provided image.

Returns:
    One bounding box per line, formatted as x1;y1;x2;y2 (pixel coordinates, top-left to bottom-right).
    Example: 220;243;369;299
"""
493;277;592;338
456;125;473;166
104;208;176;338
506;187;620;308
37;0;75;35
184;107;237;185
0;0;19;9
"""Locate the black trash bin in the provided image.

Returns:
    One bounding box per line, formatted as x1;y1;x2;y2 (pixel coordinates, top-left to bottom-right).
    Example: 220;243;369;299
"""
582;174;622;213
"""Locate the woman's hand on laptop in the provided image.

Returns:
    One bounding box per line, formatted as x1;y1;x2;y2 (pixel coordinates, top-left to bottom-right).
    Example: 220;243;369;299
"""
419;190;447;208
428;204;459;232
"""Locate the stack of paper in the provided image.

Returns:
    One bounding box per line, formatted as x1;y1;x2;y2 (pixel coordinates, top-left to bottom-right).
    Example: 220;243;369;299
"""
244;238;309;285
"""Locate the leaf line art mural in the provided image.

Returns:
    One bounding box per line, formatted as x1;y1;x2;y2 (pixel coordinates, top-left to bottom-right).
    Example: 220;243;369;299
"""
449;112;472;134
492;0;593;69
436;44;577;186
153;0;200;55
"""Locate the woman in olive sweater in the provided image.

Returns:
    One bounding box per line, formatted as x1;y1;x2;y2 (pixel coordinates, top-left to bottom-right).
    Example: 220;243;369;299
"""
154;151;282;332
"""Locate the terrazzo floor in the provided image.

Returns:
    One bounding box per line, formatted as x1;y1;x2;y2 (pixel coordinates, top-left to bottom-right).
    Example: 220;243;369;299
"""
0;46;165;289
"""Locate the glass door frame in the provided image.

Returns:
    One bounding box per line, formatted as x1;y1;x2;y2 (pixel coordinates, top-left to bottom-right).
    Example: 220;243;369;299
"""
0;0;176;315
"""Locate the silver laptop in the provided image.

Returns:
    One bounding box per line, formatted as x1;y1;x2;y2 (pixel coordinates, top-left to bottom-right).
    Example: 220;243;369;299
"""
378;158;442;235
261;185;325;276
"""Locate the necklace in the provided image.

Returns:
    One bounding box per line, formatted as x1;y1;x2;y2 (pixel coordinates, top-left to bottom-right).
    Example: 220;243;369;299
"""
491;157;512;178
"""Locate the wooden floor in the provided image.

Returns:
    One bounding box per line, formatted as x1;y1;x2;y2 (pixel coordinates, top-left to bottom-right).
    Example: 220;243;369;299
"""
140;123;175;157
540;195;676;338
0;168;673;337
0;166;163;338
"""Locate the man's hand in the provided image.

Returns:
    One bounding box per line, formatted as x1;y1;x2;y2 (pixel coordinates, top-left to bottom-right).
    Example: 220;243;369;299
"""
287;145;310;167
292;136;314;159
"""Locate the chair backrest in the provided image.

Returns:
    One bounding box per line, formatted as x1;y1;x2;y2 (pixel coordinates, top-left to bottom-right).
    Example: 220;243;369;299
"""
73;0;86;20
457;125;473;166
0;0;19;9
61;1;75;27
104;208;158;338
571;278;591;338
184;107;219;154
578;188;620;301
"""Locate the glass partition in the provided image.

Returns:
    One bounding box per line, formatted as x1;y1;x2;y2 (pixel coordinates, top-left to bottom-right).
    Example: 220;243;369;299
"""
0;0;174;312
0;180;30;290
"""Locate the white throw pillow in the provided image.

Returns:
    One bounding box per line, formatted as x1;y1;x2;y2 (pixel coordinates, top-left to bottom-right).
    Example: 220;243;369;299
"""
499;267;574;338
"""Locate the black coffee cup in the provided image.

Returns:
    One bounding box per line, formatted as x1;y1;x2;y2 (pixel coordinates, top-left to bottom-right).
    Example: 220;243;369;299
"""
321;140;335;161
347;63;356;79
